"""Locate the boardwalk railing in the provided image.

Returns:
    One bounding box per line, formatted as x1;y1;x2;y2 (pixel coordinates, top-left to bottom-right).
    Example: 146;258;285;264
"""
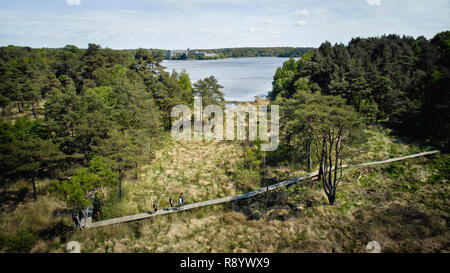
85;150;440;228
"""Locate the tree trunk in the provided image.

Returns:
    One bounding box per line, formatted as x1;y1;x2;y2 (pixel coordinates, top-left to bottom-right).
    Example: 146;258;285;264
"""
31;101;37;118
262;151;266;177
118;168;123;199
317;136;326;180
307;141;312;171
327;188;336;205
32;175;37;201
318;162;323;181
242;142;246;168
134;162;138;180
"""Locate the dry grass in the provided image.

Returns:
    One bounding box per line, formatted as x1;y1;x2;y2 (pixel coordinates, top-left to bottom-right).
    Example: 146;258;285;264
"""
0;127;448;253
113;138;269;217
58;128;450;253
355;126;422;162
63;157;450;253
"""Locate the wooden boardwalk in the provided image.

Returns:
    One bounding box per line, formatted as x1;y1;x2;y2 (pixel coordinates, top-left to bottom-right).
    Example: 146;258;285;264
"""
86;150;440;228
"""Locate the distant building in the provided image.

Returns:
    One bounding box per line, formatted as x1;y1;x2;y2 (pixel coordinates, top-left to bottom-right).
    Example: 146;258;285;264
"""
190;50;203;56
165;49;217;59
191;50;217;57
165;49;189;59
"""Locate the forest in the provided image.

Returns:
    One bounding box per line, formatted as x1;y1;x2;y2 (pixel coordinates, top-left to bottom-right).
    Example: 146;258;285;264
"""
269;32;450;151
124;47;314;61
159;47;315;60
195;47;315;58
0;31;448;253
0;44;227;226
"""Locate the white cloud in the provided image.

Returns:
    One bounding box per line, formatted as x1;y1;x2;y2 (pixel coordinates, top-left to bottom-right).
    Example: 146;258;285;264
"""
294;9;309;16
366;0;381;6
248;26;261;33
66;0;81;6
117;10;141;14
295;20;307;26
2;0;448;50
263;18;272;25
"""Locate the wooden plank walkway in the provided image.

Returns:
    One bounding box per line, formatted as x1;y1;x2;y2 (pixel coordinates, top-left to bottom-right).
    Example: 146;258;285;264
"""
86;150;440;228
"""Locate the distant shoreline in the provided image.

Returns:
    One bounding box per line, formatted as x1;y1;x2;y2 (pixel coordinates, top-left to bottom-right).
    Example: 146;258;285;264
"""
160;47;314;60
162;56;297;61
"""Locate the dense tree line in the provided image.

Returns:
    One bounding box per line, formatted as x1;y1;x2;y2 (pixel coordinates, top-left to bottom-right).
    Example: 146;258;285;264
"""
0;44;224;222
164;47;314;60
270;31;450;151
198;47;315;58
269;31;449;204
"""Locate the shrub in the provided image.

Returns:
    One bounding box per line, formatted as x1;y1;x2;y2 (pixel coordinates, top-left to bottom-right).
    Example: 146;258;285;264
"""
233;169;261;191
428;154;450;184
5;230;38;253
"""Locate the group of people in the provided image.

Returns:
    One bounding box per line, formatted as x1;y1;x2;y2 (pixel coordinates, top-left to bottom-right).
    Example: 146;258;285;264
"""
152;193;184;212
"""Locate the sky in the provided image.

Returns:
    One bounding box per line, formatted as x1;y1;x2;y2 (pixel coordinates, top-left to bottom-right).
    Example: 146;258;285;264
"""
0;0;449;49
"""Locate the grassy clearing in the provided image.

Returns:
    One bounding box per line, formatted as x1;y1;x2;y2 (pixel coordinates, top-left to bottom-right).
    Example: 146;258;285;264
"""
102;139;248;218
352;126;422;163
0;126;448;252
103;136;308;219
0;180;74;253
57;154;450;253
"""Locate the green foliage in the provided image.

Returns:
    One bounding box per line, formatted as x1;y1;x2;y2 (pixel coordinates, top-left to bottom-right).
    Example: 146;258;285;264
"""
0;120;66;200
0;45;53;116
49;156;117;211
359;99;379;124
0;229;38;253
427;154;450;185
87;86;116;106
131;48;163;74
187;47;314;59
269;31;450;150
233;169;261;191
193;75;225;108
274;88;365;204
150;70;190;129
178;69;194;105
269;58;298;99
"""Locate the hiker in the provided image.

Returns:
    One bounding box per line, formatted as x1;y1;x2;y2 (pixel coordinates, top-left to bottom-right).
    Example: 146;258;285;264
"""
72;211;80;229
178;193;184;207
96;211;101;221
169;197;173;208
153;200;158;212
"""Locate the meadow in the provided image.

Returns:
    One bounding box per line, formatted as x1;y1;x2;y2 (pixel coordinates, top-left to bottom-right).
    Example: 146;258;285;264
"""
1;126;448;253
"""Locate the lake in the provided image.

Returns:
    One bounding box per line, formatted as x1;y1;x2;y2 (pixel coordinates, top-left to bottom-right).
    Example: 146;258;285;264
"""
161;57;292;101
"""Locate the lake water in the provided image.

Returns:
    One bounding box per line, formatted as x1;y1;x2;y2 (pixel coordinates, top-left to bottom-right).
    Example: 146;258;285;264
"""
161;57;292;101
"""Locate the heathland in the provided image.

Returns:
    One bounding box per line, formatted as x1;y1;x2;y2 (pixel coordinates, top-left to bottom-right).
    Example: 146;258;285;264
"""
0;31;449;252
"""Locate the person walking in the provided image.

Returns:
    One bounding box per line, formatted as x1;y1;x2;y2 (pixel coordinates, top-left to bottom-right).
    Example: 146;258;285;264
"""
178;193;184;208
153;200;158;212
